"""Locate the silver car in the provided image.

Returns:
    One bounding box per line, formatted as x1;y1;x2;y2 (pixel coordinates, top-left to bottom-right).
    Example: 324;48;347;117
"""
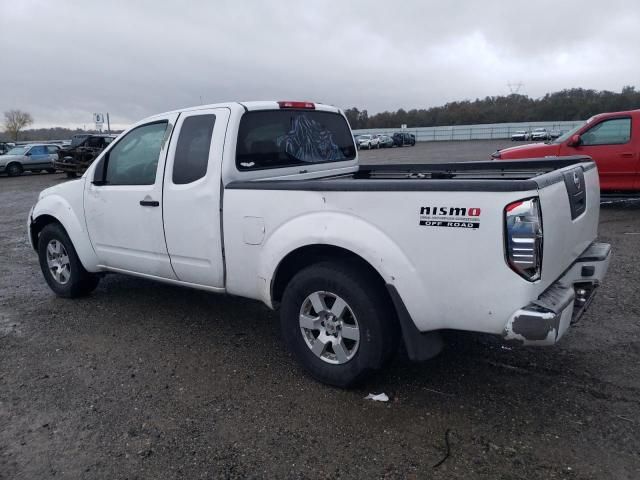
530;128;551;141
0;144;60;176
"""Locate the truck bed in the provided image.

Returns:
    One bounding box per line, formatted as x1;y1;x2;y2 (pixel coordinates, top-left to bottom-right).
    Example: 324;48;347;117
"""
226;156;595;192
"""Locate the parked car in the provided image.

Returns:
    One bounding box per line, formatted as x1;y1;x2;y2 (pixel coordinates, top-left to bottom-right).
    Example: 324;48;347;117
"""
510;130;531;141
28;100;610;387
376;134;394;148
492;109;640;191
357;134;379;149
0;144;59;176
530;128;551;141
54;134;117;177
550;130;563;139
392;132;416;147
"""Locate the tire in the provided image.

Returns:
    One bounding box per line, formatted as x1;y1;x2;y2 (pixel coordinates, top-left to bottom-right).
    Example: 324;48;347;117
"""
280;261;399;387
66;172;77;178
46;168;56;174
6;163;23;177
37;223;99;298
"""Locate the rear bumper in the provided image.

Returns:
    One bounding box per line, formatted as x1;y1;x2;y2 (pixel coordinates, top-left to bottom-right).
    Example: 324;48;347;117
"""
503;242;611;345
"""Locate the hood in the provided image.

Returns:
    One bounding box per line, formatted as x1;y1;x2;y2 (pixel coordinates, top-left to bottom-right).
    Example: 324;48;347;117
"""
496;142;560;159
37;176;83;202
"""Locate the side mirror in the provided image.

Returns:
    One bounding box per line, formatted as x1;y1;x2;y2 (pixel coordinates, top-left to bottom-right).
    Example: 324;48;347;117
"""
567;134;581;147
25;152;32;156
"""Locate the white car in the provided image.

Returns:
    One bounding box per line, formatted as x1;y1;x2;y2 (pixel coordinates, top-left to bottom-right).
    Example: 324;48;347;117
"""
357;134;379;149
28;100;611;387
0;144;59;176
511;130;531;141
531;128;551;141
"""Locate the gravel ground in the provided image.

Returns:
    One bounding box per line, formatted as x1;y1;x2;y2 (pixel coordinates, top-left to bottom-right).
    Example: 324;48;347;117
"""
1;143;639;479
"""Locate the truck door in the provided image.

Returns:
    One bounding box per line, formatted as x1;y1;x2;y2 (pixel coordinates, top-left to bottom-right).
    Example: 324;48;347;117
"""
560;116;636;190
162;108;230;288
84;115;178;278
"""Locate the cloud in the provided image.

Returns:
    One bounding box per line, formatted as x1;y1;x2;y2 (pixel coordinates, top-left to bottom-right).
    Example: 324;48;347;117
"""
1;0;638;128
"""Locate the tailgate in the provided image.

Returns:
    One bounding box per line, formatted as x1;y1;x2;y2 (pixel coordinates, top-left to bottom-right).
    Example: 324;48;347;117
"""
536;162;600;289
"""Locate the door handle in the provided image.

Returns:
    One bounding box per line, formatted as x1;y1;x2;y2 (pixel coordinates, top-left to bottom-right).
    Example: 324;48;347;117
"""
621;152;634;158
140;199;159;207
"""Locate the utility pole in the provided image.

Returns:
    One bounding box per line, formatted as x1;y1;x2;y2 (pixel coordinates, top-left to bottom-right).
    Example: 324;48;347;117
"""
106;113;111;133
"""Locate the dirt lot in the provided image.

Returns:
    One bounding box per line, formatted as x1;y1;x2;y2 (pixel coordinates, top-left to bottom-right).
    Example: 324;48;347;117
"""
1;141;639;479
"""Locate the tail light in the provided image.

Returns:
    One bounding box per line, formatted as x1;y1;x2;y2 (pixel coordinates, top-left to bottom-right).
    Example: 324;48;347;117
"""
504;197;543;281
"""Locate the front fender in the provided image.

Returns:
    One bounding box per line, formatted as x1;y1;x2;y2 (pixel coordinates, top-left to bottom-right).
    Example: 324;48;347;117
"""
30;190;100;272
258;211;421;312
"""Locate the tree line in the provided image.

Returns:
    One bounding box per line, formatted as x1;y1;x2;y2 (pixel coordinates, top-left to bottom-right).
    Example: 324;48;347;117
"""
345;86;640;129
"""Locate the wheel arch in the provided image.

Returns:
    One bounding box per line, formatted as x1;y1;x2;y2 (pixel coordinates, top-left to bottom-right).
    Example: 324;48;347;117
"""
30;194;100;272
271;244;389;306
5;160;23;173
29;214;64;250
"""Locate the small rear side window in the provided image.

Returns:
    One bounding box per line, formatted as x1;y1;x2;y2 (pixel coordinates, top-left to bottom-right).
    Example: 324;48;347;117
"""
172;114;216;184
236;110;356;171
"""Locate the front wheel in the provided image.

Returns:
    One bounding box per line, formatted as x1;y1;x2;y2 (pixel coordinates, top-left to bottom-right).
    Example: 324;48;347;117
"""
37;223;99;297
280;261;399;387
6;163;23;177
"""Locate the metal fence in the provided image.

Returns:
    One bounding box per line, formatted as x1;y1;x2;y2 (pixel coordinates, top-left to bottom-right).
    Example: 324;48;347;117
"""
353;120;584;142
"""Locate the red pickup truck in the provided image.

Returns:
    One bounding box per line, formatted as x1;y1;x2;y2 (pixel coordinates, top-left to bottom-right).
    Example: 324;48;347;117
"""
492;109;640;191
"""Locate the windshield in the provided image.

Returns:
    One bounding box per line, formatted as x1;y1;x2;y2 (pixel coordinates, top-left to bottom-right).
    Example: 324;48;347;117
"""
7;146;27;155
553;122;586;144
70;135;89;147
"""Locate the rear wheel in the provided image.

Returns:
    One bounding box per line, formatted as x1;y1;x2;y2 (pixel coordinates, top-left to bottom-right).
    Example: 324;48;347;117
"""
46;168;56;173
6;163;23;177
280;261;398;387
37;223;99;297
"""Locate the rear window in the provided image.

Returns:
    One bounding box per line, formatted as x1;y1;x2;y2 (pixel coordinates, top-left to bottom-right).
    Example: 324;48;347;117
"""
236;110;356;171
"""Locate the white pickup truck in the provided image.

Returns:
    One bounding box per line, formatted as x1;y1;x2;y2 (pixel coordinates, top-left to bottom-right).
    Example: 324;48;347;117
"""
29;100;611;387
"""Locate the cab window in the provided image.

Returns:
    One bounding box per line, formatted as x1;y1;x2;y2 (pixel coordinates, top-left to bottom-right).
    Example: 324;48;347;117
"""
236;110;356;171
172;114;216;184
88;137;103;148
96;121;169;185
581;118;631;146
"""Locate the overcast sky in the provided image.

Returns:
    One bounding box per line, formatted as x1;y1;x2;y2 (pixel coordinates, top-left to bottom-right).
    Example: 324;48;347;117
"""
1;0;639;129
